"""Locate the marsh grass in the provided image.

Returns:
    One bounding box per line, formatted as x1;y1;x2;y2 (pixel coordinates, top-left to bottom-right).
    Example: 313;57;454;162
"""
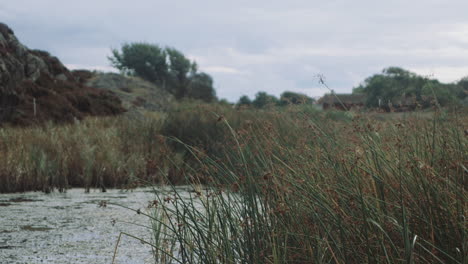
143;105;466;263
0;101;466;263
0;114;170;193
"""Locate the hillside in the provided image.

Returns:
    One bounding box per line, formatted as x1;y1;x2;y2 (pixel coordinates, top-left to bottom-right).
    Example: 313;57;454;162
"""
0;23;125;126
75;71;174;114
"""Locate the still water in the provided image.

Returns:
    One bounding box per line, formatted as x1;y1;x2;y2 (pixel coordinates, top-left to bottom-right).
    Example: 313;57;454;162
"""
0;187;190;264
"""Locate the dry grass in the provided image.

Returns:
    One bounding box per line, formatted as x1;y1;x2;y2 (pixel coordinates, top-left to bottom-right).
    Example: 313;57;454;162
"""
0;114;170;193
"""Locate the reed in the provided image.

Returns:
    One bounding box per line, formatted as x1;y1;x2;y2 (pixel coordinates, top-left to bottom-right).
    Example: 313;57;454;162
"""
0;102;465;263
0;114;168;193
145;105;466;263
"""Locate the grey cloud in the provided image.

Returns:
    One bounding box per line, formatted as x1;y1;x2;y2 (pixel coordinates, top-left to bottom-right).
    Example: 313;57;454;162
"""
2;0;468;101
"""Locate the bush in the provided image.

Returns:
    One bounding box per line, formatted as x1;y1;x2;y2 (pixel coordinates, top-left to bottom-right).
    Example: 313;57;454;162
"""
252;91;278;108
278;91;314;105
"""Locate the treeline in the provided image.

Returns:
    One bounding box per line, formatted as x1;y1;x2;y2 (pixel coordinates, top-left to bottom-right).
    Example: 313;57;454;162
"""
108;45;468;110
353;67;468;108
235;66;468;111
109;44;317;108
109;43;216;102
237;91;314;108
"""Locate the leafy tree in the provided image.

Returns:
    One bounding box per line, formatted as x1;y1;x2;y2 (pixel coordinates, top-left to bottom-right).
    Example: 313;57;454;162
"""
109;43;168;84
420;83;460;107
218;98;231;106
278;91;314;106
187;73;217;102
352;86;365;94
458;76;468;88
166;47;196;99
457;76;468;99
359;67;421;107
252;92;278;108
237;95;252;106
109;43;216;101
353;67;463;108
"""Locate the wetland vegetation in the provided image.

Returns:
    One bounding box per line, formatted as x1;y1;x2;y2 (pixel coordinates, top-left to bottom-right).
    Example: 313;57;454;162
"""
1;102;466;263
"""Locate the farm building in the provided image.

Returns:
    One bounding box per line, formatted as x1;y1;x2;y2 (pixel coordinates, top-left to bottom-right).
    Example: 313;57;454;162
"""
318;93;367;110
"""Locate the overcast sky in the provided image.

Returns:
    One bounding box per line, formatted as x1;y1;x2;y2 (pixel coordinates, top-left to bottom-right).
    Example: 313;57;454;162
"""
2;0;468;101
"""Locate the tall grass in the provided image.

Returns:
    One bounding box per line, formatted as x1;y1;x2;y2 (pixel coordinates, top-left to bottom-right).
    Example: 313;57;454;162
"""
145;105;466;263
0;101;466;263
0;114;169;193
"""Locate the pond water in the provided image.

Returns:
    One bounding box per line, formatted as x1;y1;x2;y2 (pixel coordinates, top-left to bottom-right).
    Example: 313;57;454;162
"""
0;187;193;264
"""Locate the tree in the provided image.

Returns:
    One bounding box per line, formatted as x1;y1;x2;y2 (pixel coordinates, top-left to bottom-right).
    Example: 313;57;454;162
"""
109;43;168;84
355;67;432;107
353;67;466;108
218;98;231;106
457;77;468;100
252;92;278;108
352;86;365;94
237;95;252;106
187;73;217;102
109;43;216;101
420;82;459;107
278;91;314;106
166;47;196;99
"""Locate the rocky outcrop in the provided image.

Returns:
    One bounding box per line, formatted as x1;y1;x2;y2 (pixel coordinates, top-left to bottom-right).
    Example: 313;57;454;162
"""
0;23;124;125
82;72;174;113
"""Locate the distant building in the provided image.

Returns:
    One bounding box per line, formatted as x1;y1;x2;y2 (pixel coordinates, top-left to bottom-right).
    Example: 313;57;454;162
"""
387;96;418;112
318;93;366;110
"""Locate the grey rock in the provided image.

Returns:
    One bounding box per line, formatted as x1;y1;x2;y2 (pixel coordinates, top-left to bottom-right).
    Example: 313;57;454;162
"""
0;22;125;125
0;23;50;92
55;73;68;81
0;33;6;45
25;53;47;81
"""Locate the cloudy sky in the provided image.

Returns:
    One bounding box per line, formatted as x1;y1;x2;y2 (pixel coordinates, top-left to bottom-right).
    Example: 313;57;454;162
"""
2;0;468;101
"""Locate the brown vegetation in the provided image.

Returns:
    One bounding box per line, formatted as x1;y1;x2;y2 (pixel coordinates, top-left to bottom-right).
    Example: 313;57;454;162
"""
0;23;125;126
